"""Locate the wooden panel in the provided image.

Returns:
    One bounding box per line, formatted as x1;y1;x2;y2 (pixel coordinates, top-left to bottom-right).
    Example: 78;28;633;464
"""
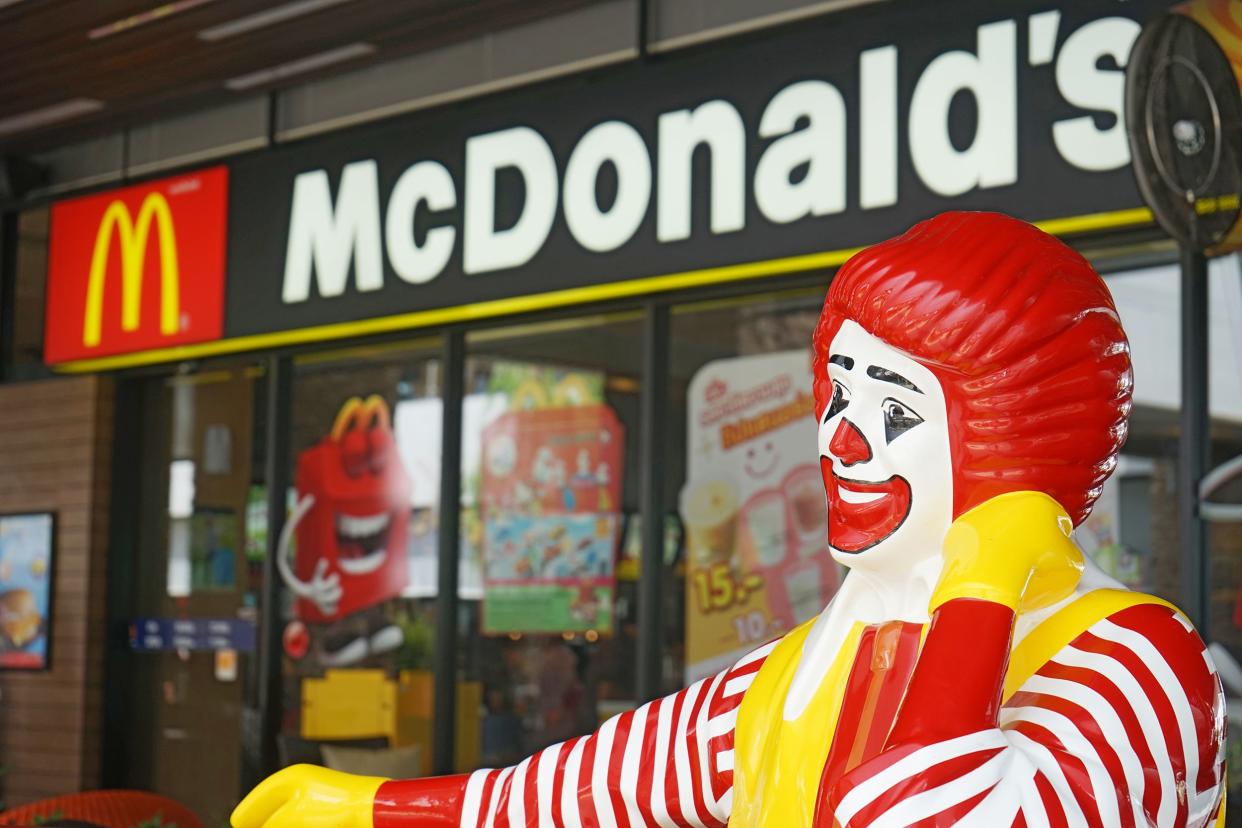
0;0;601;153
0;375;111;808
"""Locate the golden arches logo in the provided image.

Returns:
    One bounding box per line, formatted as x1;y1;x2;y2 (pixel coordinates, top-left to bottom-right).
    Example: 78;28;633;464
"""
330;395;391;441
82;193;181;348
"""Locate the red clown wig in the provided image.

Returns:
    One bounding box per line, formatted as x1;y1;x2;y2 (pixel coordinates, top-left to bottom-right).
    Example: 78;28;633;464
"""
812;212;1132;527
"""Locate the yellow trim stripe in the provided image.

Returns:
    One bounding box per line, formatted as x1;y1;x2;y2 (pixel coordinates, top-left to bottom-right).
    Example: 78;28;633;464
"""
1036;206;1153;236
53;247;860;372
51;206;1154;374
1003;588;1177;701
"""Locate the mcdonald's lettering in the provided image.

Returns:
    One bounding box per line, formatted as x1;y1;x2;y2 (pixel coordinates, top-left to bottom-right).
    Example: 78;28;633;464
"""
44;167;228;366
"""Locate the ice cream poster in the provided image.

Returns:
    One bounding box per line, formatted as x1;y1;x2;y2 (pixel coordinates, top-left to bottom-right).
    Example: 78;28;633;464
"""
479;404;624;633
681;351;842;683
0;513;55;670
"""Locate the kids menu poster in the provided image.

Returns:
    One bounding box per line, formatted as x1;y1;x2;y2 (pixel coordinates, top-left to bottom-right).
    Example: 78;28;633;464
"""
479;403;624;634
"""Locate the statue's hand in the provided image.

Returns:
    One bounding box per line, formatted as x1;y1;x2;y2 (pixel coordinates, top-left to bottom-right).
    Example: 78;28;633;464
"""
930;491;1083;614
231;764;385;828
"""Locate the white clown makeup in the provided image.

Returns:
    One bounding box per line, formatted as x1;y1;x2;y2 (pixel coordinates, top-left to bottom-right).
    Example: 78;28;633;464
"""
818;320;954;572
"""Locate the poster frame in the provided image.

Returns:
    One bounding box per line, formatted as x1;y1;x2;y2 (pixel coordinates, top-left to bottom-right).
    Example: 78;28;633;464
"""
0;510;57;672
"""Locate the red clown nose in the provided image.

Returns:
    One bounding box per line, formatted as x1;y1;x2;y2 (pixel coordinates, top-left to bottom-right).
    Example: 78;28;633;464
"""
829;419;871;466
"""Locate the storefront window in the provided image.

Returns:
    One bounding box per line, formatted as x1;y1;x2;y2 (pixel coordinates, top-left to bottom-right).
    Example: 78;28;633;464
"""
121;363;266;827
100;247;1242;814
1049;252;1242;818
1198;254;1242;815
1197;254;1242;644
280;340;442;777
665;288;840;693
459;312;642;766
659;265;1230;697
1097;259;1242;608
1100;261;1201;607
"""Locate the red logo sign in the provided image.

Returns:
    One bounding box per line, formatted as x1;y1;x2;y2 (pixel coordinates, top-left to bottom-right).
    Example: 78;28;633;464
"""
43;167;228;365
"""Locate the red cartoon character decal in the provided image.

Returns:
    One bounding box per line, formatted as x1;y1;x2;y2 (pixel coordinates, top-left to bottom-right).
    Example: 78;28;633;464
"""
278;396;411;666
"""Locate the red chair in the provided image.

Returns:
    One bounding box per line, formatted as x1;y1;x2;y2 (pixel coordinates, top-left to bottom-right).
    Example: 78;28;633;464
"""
0;790;201;828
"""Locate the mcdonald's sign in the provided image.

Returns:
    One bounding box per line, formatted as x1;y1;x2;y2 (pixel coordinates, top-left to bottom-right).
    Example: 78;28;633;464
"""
44;167;228;365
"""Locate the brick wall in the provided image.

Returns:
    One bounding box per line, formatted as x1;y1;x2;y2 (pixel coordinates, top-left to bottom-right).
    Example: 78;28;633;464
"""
0;376;112;805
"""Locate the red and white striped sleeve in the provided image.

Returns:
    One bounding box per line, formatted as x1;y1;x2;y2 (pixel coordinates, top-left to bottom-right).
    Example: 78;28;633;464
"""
457;639;777;828
826;602;1227;827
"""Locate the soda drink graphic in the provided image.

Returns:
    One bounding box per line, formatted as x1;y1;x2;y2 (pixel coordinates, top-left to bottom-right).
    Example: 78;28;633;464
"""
741;490;787;570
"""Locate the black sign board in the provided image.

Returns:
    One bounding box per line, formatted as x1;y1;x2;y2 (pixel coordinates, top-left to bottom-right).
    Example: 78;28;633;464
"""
216;0;1165;344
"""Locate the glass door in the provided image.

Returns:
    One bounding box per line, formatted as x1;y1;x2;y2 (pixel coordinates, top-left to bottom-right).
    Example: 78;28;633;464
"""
122;363;266;826
459;312;644;766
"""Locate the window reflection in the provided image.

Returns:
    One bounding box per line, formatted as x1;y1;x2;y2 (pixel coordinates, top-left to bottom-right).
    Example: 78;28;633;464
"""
123;364;264;826
281;342;443;778
667;289;843;691
461;313;642;767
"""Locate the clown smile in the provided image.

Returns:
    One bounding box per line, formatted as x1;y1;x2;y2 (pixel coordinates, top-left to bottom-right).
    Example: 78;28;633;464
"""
836;482;886;504
825;468;913;553
335;511;392;575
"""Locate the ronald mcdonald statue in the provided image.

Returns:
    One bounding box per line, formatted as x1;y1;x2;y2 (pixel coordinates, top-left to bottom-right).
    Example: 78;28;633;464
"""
232;212;1227;827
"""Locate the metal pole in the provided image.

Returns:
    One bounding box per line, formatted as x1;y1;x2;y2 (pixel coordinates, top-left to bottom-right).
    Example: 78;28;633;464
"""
100;377;144;785
1178;246;1210;633
254;355;292;784
637;303;669;703
266;90;279;147
433;330;466;775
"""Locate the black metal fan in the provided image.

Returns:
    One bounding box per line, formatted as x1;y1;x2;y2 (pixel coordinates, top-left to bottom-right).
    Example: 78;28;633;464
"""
1126;7;1242;252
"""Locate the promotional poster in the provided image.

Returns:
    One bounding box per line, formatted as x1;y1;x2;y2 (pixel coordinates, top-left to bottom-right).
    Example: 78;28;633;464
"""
0;513;55;670
392;362;609;604
479;403;624;634
681;351;840;683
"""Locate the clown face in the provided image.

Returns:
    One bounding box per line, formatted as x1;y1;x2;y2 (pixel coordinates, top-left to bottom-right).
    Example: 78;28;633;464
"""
817;320;953;568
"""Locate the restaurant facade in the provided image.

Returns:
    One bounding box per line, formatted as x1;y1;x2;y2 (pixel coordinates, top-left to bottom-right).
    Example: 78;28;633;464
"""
4;0;1242;823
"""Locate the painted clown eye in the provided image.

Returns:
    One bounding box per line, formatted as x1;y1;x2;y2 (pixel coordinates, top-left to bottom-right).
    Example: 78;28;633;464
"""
823;380;850;422
882;397;924;443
